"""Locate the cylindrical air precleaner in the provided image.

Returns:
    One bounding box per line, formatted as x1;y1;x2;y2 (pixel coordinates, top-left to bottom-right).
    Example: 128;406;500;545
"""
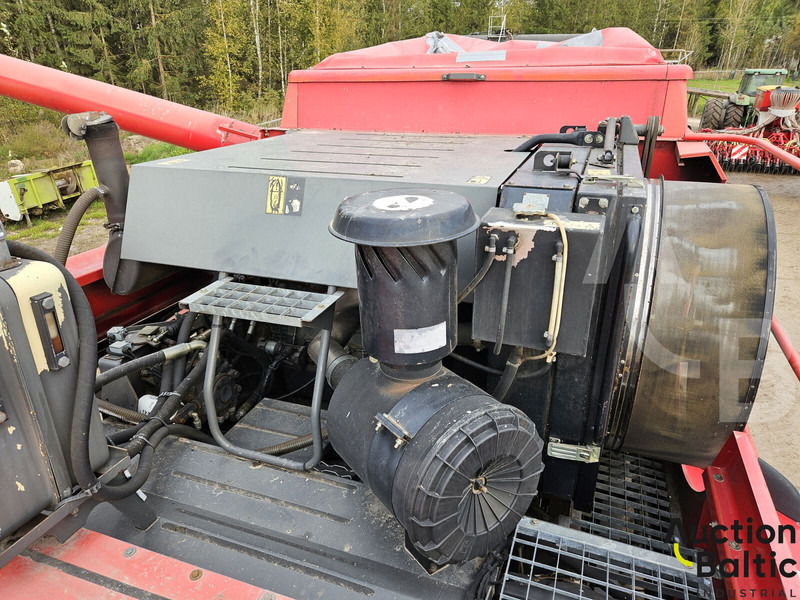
329;189;480;367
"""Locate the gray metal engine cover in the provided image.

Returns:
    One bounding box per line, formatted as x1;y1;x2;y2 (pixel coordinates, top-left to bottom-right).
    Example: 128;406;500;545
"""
121;130;528;288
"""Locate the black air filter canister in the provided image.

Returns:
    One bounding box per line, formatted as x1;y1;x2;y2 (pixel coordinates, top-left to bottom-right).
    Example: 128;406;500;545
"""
327;189;544;567
328;360;543;566
330;188;479;366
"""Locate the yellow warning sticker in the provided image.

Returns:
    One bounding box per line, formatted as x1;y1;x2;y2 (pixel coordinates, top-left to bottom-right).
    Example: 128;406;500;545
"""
265;175;304;215
266;175;287;215
586;169;612;176
467;175;492;184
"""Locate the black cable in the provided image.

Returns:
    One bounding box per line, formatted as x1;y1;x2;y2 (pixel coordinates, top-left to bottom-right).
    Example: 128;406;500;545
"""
464;538;511;599
273;378;314;400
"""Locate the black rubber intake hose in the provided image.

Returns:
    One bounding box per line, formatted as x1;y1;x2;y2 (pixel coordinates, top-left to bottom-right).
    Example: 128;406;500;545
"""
7;241;101;497
53;186;106;265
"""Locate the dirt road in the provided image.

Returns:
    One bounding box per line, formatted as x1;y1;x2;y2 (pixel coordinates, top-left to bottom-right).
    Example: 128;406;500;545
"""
733;172;800;489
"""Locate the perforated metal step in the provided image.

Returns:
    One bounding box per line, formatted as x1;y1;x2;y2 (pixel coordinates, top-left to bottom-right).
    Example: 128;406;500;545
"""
180;278;343;328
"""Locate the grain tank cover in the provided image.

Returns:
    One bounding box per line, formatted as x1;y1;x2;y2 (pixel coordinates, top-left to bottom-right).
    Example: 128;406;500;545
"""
329;188;480;246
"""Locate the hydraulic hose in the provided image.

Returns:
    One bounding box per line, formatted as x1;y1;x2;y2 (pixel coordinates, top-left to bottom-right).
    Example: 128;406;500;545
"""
94;339;206;391
493;235;517;355
100;425;215;501
7;242;210;502
458;234;498;303
125;351;209;458
53;186;106;265
7;241;101;498
173;312;199;389
492;346;523;402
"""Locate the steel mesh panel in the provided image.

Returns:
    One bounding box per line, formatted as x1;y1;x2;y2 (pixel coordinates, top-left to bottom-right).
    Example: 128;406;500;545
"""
500;521;713;600
565;454;678;556
180;278;342;327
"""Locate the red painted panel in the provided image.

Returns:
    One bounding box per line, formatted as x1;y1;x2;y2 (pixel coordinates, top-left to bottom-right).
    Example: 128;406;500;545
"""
66;245;105;287
285;80;678;137
702;431;800;596
1;529;294;600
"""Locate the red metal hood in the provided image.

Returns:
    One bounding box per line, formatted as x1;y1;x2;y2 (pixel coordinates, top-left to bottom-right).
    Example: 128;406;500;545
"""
308;28;667;71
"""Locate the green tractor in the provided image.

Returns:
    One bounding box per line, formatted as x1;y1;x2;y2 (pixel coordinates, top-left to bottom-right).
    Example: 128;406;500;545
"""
699;68;788;129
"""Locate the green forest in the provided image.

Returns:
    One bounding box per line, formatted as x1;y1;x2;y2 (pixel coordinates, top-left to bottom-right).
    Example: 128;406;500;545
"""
1;0;799;120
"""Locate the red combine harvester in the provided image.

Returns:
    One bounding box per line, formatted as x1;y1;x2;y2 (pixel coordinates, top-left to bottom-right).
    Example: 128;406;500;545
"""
0;28;799;600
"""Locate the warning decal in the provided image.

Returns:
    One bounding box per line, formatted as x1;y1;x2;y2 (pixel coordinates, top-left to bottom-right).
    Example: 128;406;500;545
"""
266;175;304;216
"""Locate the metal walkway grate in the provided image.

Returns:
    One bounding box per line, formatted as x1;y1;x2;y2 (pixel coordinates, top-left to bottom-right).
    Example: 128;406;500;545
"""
563;454;677;556
500;519;713;600
180;278;343;328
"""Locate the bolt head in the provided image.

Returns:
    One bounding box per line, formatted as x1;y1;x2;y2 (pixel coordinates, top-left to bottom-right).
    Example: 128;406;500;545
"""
712;473;724;482
631;206;640;214
123;547;136;557
189;569;203;581
0;411;6;424
729;540;742;551
57;355;71;368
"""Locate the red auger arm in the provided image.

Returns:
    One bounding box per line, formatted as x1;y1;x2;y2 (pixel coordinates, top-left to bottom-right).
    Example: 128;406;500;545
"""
0;53;265;150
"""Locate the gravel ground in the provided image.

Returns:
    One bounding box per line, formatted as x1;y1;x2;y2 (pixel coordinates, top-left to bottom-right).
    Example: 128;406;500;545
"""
731;172;800;490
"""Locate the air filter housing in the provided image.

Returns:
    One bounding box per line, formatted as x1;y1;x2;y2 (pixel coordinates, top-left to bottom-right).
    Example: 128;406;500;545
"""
327;188;544;567
330;188;479;367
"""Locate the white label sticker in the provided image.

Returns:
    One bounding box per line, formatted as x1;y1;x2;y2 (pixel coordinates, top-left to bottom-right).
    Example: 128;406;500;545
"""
394;321;447;354
372;194;434;212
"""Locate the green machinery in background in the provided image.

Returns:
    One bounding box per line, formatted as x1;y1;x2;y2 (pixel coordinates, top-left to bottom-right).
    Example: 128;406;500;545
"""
0;160;98;225
699;68;789;129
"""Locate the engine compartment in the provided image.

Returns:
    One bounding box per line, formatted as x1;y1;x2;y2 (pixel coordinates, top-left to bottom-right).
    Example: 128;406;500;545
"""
0;114;776;599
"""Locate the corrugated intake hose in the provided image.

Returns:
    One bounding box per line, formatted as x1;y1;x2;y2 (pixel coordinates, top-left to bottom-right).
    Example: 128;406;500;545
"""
53;186;106;265
257;429;329;456
97;399;146;424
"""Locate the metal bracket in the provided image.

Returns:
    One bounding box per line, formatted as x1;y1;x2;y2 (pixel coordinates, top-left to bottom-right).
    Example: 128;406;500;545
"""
582;174;644;188
375;413;411;449
547;438;602;463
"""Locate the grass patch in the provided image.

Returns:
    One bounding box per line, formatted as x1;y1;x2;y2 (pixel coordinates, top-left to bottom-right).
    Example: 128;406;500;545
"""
690;78;742;93
126;142;193;165
5;199;106;243
687;78;741;116
0;121;89;180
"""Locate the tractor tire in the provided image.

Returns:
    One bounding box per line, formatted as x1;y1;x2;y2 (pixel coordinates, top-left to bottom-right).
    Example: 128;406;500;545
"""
723;103;746;128
700;98;725;130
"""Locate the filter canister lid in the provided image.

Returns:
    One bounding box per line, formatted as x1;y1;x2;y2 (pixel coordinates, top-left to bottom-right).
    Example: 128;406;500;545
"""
329;188;479;247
